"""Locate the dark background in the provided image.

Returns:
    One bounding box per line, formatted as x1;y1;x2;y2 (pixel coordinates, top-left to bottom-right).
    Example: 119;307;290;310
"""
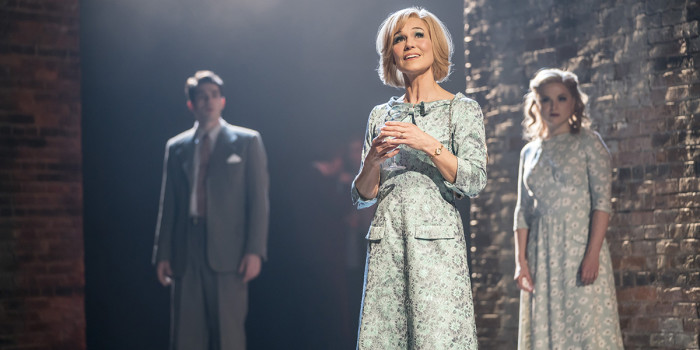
81;0;467;349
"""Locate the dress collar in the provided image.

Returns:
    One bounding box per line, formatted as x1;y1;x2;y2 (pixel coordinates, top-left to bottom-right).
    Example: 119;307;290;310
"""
386;92;463;116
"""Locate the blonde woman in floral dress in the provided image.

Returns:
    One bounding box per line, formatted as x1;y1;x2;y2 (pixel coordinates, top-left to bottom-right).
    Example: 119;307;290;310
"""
513;68;623;349
351;7;486;350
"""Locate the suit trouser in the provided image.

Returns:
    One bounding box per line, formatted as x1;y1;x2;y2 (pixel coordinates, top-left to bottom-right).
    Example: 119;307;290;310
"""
171;219;248;350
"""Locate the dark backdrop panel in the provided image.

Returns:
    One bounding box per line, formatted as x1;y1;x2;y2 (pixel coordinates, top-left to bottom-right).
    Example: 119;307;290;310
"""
81;0;466;349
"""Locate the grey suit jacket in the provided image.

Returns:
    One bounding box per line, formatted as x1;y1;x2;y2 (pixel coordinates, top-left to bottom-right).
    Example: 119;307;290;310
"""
153;121;269;275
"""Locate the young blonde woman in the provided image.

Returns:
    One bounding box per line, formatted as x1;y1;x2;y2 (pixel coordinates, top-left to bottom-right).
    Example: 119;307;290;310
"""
513;68;623;349
352;7;486;349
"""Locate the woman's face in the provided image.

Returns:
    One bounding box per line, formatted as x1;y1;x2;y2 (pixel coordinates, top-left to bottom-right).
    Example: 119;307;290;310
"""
535;82;575;137
391;17;434;79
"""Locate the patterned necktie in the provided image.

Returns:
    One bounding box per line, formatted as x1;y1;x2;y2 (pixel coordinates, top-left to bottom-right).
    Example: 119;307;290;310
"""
196;134;211;217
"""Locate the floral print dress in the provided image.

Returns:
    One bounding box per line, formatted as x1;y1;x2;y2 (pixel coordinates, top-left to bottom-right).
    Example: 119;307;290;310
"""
514;130;624;350
351;93;487;350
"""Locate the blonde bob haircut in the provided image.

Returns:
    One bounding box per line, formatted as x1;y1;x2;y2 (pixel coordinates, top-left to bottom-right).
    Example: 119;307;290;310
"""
522;68;590;141
376;7;453;88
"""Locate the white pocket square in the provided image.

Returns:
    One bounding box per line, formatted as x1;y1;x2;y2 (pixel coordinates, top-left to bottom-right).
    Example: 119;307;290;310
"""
227;154;242;163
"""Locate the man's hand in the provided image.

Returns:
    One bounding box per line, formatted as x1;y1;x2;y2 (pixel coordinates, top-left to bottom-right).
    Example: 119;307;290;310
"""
157;260;173;286
238;254;262;284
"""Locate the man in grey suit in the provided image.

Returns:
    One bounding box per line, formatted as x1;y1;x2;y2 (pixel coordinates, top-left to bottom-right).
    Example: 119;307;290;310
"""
153;70;269;350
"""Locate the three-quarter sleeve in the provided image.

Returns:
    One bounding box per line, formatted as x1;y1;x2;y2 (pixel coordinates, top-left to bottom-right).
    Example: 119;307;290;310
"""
443;98;487;198
351;106;381;209
513;145;532;231
585;131;612;214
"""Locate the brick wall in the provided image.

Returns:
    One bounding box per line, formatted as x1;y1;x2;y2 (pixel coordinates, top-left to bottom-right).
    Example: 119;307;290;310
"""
0;1;84;349
464;0;699;349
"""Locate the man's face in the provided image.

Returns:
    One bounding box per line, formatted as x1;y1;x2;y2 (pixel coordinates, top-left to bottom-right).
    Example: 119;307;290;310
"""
189;82;225;125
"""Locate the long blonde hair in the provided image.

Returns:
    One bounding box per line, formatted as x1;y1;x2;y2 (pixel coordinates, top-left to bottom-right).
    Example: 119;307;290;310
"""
522;68;590;140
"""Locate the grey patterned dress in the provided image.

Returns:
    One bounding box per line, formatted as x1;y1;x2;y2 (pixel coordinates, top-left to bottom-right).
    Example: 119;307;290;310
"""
351;93;487;350
514;129;624;350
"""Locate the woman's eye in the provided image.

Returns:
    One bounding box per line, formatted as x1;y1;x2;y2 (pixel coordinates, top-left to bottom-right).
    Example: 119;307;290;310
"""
558;96;568;102
393;35;405;44
540;97;550;104
415;32;424;38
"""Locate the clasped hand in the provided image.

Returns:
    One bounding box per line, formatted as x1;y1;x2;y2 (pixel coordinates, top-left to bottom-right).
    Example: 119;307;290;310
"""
365;121;435;167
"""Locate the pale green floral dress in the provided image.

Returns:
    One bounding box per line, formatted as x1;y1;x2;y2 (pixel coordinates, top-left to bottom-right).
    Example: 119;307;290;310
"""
514;129;624;350
351;93;487;350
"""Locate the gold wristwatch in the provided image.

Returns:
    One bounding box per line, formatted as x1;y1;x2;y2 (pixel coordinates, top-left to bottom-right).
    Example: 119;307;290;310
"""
431;144;443;158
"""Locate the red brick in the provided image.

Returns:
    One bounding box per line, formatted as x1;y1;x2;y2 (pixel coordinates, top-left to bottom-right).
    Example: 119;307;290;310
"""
679;100;700;115
624;332;651;346
1;0;84;348
618;316;632;329
646;301;676;316
623;136;655;152
648;26;675;44
654;193;681;208
620;211;657;226
674;303;699;317
675;332;699;347
679;177;700;191
619;256;647;270
677;192;700;208
633;317;660;331
655;178;680;194
662;9;686;26
650;332;675;346
656;254;675;269
656;239;680;254
660;287;686;300
618;286;659;301
675;20;700;38
659;317;684;332
631;240;656;255
684;318;700;333
669;223;699;238
618;301;647;315
654;208;680;224
684;287;700;302
677;207;698;223
680;239;700;253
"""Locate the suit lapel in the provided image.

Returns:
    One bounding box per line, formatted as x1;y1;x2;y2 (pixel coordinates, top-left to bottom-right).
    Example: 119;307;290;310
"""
209;123;239;173
178;130;197;187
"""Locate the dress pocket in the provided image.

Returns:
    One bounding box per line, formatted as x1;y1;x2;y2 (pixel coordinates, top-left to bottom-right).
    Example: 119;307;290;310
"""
570;231;589;245
365;226;384;241
413;225;458;240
